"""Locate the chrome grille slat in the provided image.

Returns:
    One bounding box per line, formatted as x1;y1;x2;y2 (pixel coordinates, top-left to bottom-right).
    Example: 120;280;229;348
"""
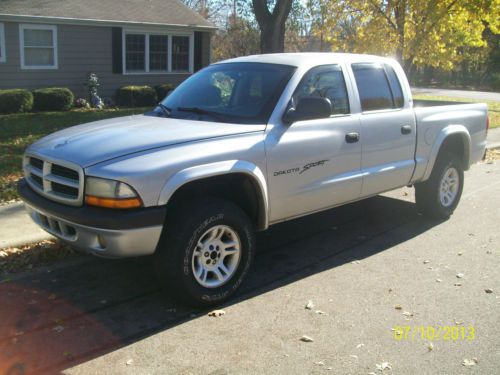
23;154;84;206
45;173;80;188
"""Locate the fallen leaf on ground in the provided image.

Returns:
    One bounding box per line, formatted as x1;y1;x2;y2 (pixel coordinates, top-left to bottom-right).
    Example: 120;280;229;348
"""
300;335;314;342
305;300;315;310
485;288;493;294
375;361;392;371
458;252;463;256
402;311;413;317
208;309;225;317
436;279;442;283
126;359;133;366
351;260;360;264
462;358;478;367
423;260;430;264
427;342;434;351
314;361;324;366
357;343;365;348
315;310;326;315
394;305;402;310
456;273;464;278
455;320;464;325
52;325;64;333
350;355;358;359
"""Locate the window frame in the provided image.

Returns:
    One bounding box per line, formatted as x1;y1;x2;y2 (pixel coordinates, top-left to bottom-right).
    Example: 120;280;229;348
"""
0;23;6;63
351;62;405;114
19;24;58;70
122;29;193;75
289;64;352;118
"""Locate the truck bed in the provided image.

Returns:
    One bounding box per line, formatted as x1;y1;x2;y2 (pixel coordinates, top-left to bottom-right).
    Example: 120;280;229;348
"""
413;99;469;107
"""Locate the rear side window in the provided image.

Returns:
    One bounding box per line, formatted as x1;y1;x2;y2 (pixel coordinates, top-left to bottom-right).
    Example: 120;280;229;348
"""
384;65;404;108
292;64;350;115
352;63;394;111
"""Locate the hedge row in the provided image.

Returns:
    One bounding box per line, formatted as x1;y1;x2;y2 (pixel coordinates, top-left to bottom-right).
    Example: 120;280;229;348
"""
0;83;178;114
0;90;33;114
116;84;176;107
0;87;74;114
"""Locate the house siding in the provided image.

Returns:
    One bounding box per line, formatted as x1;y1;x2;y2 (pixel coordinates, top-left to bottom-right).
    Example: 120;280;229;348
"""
0;21;211;99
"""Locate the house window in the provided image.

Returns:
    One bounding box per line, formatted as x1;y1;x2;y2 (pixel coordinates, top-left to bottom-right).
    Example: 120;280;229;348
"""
123;30;192;74
20;24;58;69
172;36;189;72
149;35;168;71
125;34;146;72
0;23;5;63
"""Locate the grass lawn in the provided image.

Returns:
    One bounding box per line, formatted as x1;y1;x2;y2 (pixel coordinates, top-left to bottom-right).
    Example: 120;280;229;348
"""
413;94;500;129
0;107;150;203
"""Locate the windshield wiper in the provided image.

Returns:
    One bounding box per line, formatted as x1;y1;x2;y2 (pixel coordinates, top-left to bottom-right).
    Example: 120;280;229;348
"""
177;107;225;122
157;103;172;117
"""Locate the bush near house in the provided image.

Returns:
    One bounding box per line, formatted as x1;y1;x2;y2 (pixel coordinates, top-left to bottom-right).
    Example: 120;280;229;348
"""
154;84;176;101
0;89;33;114
116;86;158;107
33;88;74;111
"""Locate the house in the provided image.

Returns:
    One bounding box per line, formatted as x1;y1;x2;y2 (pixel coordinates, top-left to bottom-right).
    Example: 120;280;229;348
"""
0;0;216;99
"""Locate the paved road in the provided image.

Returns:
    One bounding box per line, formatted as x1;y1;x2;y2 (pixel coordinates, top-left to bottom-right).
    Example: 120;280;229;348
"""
412;87;500;102
1;160;499;374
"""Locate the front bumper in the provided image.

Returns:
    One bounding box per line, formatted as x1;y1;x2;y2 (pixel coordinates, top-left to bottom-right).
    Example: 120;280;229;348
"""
18;179;166;258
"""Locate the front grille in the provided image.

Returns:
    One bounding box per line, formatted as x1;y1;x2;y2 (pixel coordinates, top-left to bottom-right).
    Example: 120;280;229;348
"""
24;154;83;206
51;164;79;181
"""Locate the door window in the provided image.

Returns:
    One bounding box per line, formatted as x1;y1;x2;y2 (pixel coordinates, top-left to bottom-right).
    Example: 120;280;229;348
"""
292;65;350;115
352;63;395;111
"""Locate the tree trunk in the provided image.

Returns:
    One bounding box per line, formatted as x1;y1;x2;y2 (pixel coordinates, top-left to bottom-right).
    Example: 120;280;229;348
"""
252;0;293;53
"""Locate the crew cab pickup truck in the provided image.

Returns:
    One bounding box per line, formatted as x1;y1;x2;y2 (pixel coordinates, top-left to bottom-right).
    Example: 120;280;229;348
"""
19;53;488;306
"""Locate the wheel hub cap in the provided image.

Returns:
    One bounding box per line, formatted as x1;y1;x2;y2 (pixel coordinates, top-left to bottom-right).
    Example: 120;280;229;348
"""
439;167;459;207
192;225;241;288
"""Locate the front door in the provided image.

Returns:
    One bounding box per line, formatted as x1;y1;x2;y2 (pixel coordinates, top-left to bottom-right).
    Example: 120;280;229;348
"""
265;64;363;222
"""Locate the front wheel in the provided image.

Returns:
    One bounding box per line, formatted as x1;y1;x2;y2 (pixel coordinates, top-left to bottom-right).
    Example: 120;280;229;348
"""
415;152;464;219
154;198;255;307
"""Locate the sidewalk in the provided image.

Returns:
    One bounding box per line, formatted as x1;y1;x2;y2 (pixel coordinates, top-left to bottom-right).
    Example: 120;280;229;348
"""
0;202;53;249
1;128;499;250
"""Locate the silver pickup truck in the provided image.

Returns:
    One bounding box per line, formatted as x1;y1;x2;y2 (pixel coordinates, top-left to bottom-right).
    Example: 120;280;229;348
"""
19;53;488;306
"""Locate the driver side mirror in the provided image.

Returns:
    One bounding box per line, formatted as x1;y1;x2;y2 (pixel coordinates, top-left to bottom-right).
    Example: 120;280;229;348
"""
283;97;332;124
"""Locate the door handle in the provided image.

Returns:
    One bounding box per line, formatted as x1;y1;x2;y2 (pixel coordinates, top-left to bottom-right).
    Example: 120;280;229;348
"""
345;132;360;143
401;125;412;135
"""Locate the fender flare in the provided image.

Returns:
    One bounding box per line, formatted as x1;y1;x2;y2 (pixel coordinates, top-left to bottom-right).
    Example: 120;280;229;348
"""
422;124;471;181
158;160;269;230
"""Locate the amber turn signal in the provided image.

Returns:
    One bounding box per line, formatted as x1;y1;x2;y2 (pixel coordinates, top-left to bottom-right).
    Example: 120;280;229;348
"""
85;195;142;209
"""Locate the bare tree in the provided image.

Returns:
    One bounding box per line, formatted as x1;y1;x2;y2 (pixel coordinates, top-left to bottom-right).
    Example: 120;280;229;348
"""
252;0;294;53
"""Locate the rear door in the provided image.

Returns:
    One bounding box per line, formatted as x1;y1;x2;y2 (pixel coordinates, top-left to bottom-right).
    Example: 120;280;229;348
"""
350;63;416;196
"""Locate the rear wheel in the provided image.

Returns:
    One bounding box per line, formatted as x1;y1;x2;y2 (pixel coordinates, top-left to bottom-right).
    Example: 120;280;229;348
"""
154;198;255;307
415;152;464;219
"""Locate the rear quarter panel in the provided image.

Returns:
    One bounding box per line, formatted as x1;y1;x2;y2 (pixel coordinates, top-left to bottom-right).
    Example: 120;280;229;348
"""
412;103;488;182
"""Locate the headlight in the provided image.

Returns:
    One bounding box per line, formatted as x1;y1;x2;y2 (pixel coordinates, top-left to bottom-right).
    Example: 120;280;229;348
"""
85;177;142;209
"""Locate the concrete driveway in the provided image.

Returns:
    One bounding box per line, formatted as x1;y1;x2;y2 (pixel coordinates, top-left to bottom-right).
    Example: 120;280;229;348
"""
412;87;500;102
1;160;499;375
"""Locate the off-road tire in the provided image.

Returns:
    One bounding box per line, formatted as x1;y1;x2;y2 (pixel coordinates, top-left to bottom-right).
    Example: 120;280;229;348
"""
154;198;255;307
415;151;464;219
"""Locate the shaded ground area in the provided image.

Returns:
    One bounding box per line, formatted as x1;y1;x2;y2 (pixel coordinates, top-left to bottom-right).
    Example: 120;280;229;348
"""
1;161;499;374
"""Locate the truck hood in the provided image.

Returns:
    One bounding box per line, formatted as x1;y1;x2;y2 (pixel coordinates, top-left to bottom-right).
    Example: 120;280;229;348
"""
27;114;266;167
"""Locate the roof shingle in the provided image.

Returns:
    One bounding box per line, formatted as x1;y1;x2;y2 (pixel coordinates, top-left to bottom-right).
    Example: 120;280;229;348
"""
0;0;215;28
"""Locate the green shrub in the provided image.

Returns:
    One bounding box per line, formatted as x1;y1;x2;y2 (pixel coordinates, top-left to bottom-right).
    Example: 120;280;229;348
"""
116;85;157;107
0;89;33;114
154;84;176;101
490;73;500;91
33;88;74;111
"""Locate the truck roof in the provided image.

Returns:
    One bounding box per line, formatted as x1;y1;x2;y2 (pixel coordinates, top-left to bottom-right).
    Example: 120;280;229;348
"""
216;52;396;67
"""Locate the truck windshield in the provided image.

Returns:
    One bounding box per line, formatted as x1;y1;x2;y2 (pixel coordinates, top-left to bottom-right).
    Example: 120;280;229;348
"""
156;62;296;124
